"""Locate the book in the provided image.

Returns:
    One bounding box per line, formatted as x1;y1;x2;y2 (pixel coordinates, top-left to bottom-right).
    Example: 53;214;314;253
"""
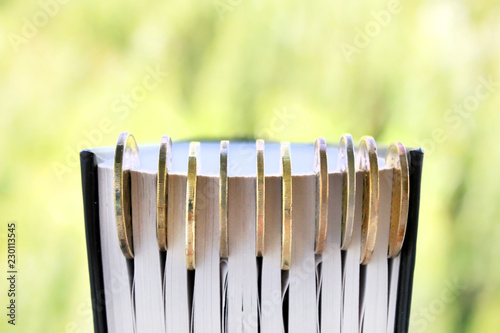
79;132;423;333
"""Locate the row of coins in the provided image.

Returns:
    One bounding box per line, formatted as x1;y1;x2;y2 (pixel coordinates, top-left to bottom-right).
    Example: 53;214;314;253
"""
113;133;409;269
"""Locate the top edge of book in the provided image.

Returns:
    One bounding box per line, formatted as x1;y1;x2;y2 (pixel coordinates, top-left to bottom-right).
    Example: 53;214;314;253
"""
88;142;418;177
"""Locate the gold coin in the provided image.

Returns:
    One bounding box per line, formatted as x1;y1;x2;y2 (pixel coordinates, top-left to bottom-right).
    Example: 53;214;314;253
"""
281;142;292;270
256;139;265;257
386;142;410;258
358;136;379;265
186;142;200;270
314;138;329;254
114;132;140;259
157;136;172;252
219;140;229;259
338;134;356;250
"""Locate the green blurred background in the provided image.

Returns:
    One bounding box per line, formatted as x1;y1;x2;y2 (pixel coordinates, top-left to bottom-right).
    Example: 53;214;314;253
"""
0;0;499;331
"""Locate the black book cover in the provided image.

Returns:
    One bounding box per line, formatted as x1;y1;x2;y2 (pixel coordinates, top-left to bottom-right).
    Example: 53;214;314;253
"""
80;150;108;333
395;148;424;332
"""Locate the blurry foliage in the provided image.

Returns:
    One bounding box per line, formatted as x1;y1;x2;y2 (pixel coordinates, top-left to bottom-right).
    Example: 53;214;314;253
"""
0;0;499;332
